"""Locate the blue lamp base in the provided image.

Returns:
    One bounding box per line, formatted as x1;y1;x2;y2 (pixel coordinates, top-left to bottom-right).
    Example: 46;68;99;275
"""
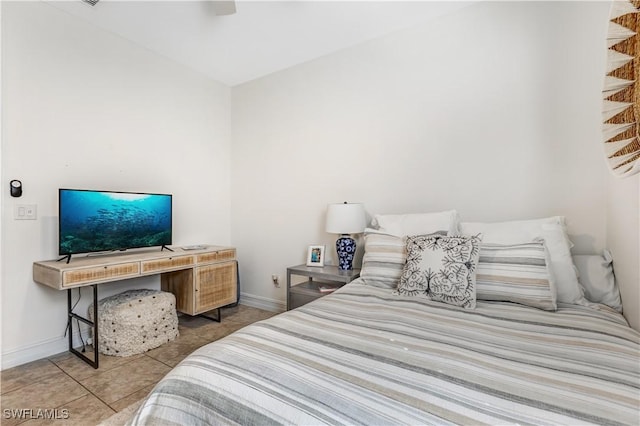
336;234;356;270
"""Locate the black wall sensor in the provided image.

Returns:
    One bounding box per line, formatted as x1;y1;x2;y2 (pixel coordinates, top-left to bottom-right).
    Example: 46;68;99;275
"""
10;180;22;197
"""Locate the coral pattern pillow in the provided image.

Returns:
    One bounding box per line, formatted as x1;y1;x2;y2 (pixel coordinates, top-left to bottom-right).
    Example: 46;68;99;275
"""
361;229;448;289
397;234;481;309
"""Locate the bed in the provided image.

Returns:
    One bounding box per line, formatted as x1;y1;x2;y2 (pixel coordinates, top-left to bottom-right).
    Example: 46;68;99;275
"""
130;281;639;425
130;214;639;425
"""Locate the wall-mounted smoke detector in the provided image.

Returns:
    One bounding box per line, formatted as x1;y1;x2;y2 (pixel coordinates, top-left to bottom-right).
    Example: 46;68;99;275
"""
82;0;100;6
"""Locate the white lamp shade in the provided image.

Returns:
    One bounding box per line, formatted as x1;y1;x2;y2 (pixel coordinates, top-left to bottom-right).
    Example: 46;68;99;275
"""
325;203;366;234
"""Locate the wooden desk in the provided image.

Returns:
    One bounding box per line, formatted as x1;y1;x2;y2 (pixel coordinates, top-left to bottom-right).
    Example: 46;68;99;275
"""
33;245;237;368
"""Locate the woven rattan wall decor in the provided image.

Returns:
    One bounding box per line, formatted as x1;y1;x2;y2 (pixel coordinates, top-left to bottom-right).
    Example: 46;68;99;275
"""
603;0;639;177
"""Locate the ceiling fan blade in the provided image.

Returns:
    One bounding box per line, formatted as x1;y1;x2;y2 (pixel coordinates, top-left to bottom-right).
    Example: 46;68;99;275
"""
212;1;237;16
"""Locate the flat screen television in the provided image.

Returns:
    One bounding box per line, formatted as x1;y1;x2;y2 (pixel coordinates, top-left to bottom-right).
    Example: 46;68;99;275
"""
59;189;172;259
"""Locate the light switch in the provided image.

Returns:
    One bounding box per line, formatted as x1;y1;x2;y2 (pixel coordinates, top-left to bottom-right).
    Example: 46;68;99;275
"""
14;204;37;220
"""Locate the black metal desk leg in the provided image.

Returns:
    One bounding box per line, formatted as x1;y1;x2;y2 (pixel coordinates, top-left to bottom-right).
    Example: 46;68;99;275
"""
198;308;221;322
68;285;99;369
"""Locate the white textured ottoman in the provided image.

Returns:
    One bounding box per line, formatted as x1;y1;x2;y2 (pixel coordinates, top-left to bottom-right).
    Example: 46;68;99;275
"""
89;289;179;357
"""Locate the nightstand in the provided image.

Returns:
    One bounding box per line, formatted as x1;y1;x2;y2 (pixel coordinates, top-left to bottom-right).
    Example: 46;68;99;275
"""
286;264;361;310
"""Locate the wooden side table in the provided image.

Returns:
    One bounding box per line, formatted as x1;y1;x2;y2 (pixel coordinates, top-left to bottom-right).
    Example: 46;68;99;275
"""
286;264;361;310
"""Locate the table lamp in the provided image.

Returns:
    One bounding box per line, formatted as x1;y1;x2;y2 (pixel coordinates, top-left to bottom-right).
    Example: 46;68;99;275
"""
325;202;366;270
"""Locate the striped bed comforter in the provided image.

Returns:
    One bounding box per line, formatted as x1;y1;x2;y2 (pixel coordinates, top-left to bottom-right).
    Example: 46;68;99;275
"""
130;280;640;425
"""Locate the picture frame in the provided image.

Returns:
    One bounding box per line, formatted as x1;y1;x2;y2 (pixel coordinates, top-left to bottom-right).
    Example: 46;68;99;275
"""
306;245;325;267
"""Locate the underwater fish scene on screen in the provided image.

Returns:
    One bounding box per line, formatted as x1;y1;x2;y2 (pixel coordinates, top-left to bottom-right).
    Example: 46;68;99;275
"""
59;189;172;255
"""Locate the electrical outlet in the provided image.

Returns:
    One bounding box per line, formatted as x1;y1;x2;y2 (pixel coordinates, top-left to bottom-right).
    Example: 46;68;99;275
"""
271;274;280;287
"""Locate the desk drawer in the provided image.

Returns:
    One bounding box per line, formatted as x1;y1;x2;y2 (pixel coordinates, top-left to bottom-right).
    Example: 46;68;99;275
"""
197;249;236;264
141;256;194;274
63;263;140;287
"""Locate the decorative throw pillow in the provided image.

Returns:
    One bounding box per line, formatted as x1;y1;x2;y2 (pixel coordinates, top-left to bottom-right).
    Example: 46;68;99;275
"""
460;217;584;305
476;241;557;311
360;230;406;289
396;234;481;309
361;229;447;288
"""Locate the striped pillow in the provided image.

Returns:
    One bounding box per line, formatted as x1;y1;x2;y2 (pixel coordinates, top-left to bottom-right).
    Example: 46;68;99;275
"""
476;241;557;311
360;231;406;288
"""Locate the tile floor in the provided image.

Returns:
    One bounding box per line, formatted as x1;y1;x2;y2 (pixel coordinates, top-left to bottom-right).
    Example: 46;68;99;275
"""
0;305;276;425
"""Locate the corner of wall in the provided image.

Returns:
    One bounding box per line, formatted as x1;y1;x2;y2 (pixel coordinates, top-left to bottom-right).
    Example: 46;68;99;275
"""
606;172;640;331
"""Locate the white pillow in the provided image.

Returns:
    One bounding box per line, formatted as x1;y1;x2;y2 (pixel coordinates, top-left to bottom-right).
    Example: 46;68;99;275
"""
373;210;459;236
573;250;622;312
460;217;584;305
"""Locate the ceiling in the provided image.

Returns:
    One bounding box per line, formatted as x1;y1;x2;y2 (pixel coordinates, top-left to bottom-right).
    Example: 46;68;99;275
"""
46;0;474;86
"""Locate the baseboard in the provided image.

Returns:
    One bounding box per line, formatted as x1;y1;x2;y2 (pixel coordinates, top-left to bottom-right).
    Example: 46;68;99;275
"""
239;292;285;313
1;329;90;370
3;295;284;370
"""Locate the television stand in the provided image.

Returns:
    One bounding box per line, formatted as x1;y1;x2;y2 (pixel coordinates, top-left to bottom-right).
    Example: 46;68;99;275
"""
33;245;238;368
57;254;72;264
161;245;174;252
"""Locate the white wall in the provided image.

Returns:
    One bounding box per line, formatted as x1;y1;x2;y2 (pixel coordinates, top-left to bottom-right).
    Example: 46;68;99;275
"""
231;1;612;308
606;174;639;331
3;0;630;368
0;2;4;370
1;2;231;368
